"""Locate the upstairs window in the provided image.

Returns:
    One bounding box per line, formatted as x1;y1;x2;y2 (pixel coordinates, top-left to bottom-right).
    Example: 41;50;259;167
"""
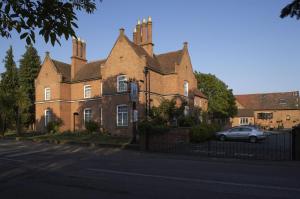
44;87;51;100
44;109;52;126
117;105;128;126
84;108;92;123
84;85;91;98
117;75;127;93
184;81;189;97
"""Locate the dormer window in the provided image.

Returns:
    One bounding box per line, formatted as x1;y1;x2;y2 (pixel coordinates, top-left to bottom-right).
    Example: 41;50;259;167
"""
44;87;51;100
117;75;127;92
84;85;91;98
184;81;189;97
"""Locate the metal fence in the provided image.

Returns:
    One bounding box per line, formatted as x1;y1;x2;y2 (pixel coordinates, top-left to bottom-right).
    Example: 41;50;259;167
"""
147;131;292;161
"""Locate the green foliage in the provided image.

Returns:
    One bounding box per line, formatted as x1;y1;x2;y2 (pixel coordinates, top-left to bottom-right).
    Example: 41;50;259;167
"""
0;46;31;135
46;120;63;134
190;123;221;143
138;120;170;135
281;0;300;20
0;0;101;45
19;45;41;128
85;121;100;133
194;72;237;121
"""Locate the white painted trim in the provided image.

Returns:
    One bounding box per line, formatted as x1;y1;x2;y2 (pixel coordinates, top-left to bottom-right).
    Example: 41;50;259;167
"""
83;108;92;123
184;81;189;97
117;75;127;93
44;109;51;127
35;97;102;104
116;104;128;127
84;85;91;99
44;87;51;100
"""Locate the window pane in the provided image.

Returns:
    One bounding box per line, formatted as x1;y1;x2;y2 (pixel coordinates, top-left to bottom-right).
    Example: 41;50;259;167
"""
117;105;128;126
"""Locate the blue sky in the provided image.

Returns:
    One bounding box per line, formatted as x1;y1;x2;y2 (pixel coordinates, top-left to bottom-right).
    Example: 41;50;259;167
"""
0;0;299;94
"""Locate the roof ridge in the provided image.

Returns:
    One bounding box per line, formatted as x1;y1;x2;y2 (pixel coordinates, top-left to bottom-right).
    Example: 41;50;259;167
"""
87;59;106;64
235;91;299;96
52;59;70;66
156;49;183;57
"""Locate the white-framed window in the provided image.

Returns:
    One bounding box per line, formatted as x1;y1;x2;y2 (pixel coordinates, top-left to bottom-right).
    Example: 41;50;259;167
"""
44;87;51;100
84;85;91;98
117;105;128;126
184;81;189;97
44;109;52;126
117;75;127;92
240;117;249;125
84;108;92;123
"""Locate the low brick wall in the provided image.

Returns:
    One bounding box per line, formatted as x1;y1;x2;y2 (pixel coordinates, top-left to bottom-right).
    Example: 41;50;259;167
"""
140;127;190;151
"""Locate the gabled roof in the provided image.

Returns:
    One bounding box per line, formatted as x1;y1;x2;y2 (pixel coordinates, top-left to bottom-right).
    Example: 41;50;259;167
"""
237;109;254;117
52;60;71;82
73;59;106;82
123;35;184;75
235;91;300;110
156;50;183;74
194;89;207;99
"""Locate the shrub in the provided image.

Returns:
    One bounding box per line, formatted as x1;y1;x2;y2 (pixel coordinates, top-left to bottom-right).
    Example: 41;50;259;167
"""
46;120;63;134
190;123;221;143
85;121;100;133
178;116;196;127
138;120;170;135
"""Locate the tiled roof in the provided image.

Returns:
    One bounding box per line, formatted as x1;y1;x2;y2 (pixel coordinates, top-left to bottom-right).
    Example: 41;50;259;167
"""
50;34;186;82
124;35;183;74
235;91;300;110
194;89;207;99
237;109;254;117
73;59;105;82
156;50;183;74
52;60;71;82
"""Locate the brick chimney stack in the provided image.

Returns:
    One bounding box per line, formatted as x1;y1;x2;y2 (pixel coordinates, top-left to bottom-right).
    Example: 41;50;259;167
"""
133;16;153;57
71;37;87;80
136;19;141;45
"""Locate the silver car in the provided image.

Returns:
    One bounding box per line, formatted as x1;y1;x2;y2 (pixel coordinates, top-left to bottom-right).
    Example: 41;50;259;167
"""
216;126;266;143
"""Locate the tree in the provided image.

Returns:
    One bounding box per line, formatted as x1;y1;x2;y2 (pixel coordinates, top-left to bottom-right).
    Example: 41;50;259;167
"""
0;46;29;135
194;72;237;122
0;46;19;133
19;45;41;129
280;0;300;20
0;0;101;45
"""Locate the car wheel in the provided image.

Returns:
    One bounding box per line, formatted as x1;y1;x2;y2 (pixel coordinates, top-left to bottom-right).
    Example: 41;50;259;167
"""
219;135;226;141
249;136;257;143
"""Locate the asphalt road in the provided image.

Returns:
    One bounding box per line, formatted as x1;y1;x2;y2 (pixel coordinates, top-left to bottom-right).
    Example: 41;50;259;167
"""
1;140;300;199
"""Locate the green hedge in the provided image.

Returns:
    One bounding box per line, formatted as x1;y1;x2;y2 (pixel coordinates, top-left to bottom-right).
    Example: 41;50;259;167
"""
138;120;170;135
190;123;221;143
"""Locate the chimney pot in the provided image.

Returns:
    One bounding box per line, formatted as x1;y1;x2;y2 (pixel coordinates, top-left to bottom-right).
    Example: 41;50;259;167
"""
137;19;141;25
148;16;152;22
183;42;188;48
143;18;147;23
119;28;125;35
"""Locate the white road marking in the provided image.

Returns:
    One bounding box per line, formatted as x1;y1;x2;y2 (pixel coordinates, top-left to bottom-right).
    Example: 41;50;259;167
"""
88;168;300;193
5;148;51;158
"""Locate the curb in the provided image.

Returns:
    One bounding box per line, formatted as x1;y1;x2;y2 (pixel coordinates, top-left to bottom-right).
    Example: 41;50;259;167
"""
12;137;140;150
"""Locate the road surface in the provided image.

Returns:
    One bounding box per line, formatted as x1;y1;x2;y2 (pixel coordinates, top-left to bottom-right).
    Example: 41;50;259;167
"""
0;140;300;199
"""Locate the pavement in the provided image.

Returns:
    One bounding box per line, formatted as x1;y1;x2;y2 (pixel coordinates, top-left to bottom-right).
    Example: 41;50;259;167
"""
0;140;300;199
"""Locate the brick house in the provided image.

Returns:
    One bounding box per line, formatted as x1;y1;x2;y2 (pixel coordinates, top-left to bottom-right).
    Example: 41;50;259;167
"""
232;91;300;129
35;18;208;136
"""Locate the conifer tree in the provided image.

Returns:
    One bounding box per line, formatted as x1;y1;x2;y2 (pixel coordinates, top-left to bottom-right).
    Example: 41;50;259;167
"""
0;46;19;133
19;45;41;129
